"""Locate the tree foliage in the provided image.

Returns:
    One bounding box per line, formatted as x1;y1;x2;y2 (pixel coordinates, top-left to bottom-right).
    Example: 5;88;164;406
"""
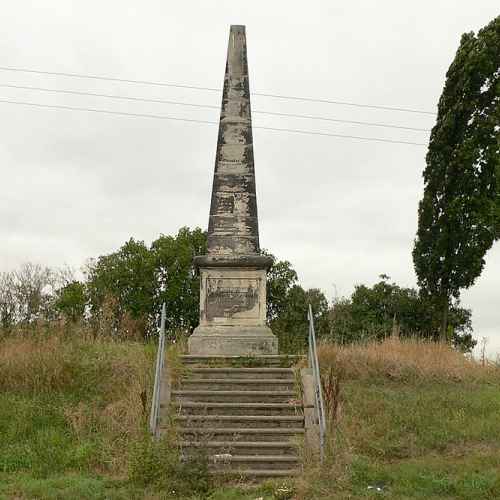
329;275;475;352
413;16;500;339
86;239;155;321
270;286;330;353
262;251;330;352
84;227;205;336
55;281;87;323
263;251;298;322
151;227;207;332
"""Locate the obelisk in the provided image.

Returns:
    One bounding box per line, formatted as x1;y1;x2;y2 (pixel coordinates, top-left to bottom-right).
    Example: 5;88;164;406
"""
188;25;278;356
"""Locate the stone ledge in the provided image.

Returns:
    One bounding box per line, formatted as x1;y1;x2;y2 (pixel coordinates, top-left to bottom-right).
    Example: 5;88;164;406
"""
194;254;273;270
188;326;278;356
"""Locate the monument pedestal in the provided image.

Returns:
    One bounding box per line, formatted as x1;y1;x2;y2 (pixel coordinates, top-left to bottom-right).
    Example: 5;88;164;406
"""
188;255;278;356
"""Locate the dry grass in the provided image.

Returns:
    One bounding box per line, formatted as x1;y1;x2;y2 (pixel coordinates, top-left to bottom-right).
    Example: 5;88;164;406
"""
318;336;498;383
0;327;152;393
0;334;76;393
0;327;154;475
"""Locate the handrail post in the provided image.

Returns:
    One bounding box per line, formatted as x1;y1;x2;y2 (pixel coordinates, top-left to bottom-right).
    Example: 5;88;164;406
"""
149;303;167;436
308;304;326;463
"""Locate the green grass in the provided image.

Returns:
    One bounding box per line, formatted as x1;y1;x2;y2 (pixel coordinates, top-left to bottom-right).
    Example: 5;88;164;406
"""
349;449;500;499
0;475;293;500
0;393;105;478
341;380;500;499
343;380;500;459
1;334;500;499
0;474;147;500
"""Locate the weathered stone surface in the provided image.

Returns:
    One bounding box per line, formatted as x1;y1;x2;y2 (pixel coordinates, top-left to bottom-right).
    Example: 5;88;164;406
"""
188;25;277;356
188;328;277;356
207;25;259;257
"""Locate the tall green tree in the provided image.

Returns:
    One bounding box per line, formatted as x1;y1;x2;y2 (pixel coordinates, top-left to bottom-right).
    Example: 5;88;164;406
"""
413;16;500;340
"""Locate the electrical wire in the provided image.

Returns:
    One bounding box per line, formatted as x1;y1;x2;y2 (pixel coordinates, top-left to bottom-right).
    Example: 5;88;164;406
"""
0;98;427;146
0;83;431;132
0;65;437;115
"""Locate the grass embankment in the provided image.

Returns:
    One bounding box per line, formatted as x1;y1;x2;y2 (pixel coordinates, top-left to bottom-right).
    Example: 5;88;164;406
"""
1;330;499;499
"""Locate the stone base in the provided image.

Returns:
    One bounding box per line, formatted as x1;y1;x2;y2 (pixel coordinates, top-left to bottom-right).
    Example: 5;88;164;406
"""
188;326;278;355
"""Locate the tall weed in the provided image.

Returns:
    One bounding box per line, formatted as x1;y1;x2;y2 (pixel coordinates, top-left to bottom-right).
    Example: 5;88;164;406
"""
318;337;499;383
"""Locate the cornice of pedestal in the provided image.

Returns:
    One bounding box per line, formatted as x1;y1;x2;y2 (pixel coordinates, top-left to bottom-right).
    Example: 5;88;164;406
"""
193;254;273;270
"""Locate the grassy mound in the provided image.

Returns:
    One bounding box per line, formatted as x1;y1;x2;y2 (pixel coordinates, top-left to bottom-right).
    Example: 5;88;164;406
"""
297;339;500;499
1;331;499;499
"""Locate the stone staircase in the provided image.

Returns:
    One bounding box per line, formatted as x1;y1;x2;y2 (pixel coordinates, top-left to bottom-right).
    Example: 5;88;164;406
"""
161;355;305;478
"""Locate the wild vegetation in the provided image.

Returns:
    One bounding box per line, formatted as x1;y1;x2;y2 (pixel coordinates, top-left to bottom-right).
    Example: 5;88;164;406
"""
1;330;499;499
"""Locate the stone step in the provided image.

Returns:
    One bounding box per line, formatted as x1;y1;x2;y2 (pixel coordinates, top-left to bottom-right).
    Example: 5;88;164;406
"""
172;390;297;404
180;355;304;368
175;415;304;429
171;402;303;416
210;468;300;477
187;368;295;380
179;378;295;391
207;454;300;472
179;427;304;442
179;440;300;456
165;355;305;477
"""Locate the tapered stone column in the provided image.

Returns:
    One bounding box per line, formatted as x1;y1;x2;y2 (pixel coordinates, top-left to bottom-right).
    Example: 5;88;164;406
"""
188;25;278;356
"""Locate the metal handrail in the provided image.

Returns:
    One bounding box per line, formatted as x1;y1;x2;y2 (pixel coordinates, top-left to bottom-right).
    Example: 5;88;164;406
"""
149;303;167;437
308;304;326;462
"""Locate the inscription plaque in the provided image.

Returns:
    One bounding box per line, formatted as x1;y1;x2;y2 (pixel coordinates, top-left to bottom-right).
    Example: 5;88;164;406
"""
206;277;260;320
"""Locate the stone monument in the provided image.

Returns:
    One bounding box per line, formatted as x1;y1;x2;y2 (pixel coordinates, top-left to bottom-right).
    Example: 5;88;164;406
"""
188;25;278;356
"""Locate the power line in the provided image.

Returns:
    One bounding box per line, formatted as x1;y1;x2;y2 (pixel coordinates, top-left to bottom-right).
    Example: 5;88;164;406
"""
0;83;431;132
253;124;426;145
0;98;427;146
0;65;437;116
251;92;436;116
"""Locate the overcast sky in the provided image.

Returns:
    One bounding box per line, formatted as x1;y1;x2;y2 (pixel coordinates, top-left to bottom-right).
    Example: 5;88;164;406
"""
1;1;498;355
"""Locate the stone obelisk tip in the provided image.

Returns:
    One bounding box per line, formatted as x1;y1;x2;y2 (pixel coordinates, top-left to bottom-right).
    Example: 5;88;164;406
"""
206;23;259;257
